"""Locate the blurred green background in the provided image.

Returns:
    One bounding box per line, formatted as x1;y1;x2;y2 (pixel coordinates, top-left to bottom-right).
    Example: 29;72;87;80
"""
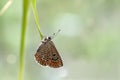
0;0;120;80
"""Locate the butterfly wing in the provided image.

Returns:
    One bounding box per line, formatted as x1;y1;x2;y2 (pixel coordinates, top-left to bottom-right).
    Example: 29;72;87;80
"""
35;43;50;66
47;41;63;68
35;41;63;68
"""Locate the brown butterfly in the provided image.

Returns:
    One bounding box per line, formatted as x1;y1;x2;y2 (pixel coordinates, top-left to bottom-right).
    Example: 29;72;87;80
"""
34;36;63;68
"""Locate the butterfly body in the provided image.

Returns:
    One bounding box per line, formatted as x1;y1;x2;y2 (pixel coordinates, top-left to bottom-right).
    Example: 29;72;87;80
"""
35;37;63;68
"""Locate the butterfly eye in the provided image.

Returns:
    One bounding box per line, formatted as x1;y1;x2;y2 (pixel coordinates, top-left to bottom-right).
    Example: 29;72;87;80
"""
48;37;51;40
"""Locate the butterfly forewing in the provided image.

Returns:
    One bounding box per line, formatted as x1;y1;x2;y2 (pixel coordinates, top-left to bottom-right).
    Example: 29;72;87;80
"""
35;37;63;68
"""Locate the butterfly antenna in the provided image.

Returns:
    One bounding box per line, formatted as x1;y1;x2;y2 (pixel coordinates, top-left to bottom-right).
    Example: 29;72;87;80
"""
51;29;61;39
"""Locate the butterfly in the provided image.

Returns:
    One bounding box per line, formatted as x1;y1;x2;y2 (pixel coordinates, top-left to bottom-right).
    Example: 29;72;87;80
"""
34;36;63;68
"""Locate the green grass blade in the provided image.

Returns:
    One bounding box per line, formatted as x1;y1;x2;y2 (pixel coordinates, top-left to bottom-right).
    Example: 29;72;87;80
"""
31;0;43;40
18;0;30;80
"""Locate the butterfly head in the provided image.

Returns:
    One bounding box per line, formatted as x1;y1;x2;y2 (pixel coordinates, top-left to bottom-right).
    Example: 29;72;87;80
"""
43;36;51;42
42;29;61;43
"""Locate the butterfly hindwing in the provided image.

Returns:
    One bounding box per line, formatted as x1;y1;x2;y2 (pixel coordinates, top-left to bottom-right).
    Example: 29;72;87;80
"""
47;41;63;68
35;43;49;66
